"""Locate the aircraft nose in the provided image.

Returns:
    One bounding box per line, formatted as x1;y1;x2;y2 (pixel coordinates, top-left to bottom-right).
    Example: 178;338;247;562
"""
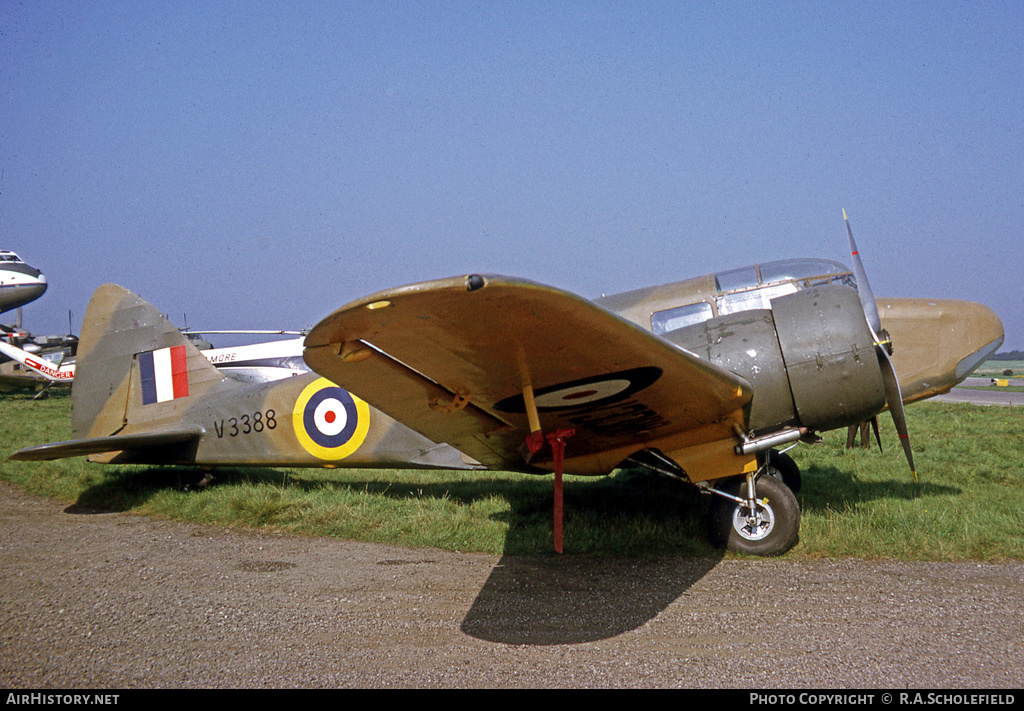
952;301;1004;381
878;297;1005;404
29;276;47;297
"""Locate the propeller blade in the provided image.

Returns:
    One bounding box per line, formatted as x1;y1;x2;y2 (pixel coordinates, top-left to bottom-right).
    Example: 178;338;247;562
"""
843;210;916;480
844;209;883;335
877;347;917;481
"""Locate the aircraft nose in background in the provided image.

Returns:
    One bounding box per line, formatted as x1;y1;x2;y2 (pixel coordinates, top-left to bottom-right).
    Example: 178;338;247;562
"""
0;261;48;314
18;271;48;303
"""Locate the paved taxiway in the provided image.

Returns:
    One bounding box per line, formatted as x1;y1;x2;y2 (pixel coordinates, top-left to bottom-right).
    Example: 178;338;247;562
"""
2;482;1022;689
932;377;1023;407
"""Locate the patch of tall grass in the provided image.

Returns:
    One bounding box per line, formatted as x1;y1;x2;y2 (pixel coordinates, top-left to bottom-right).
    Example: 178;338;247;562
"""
2;390;1022;559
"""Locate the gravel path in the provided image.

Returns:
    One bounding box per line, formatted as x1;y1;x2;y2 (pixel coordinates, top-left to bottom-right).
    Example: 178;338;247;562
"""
2;482;1022;689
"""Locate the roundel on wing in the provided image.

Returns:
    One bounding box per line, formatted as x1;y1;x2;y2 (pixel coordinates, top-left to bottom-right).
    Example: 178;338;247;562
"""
492;366;663;413
292;378;370;460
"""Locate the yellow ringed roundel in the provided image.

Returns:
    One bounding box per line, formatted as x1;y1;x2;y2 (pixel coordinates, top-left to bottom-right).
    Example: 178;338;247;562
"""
292;378;370;460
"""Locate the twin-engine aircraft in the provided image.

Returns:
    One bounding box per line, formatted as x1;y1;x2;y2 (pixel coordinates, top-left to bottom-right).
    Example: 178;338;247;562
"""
12;217;1004;555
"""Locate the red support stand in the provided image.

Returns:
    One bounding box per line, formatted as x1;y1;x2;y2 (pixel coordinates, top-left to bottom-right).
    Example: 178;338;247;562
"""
523;428;575;553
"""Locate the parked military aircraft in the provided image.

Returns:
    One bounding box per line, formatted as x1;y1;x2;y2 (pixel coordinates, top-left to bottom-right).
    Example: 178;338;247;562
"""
10;217;1004;555
301;215;1003;555
0;251;47;315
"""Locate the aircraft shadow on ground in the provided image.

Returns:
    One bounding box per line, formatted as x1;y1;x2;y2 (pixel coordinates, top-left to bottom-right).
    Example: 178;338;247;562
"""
63;466;727;643
457;472;727;644
459;553;721;645
63;467;224;514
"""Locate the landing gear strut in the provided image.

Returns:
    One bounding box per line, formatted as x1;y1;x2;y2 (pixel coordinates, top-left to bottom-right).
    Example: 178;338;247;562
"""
765;448;801;492
707;469;800;556
182;469;215;491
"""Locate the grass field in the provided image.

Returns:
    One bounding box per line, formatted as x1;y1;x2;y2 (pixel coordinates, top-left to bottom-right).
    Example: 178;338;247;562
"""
960;359;1024;391
973;360;1024;379
2;390;1023;560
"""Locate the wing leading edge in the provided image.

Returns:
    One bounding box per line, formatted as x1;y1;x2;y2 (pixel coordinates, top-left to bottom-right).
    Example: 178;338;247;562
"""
304;275;754;479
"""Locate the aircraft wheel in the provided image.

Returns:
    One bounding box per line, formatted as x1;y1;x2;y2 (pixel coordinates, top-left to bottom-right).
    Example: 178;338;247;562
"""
766;449;801;492
709;474;800;556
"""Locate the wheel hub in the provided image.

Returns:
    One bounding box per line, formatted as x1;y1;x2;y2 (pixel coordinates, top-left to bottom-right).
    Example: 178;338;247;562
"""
733;499;775;541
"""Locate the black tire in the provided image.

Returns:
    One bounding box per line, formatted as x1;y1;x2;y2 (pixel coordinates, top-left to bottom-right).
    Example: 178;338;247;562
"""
766;449;801;492
709;474;800;556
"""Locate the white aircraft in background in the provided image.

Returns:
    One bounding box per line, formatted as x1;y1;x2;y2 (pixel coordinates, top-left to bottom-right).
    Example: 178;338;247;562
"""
0;251;47;315
0;254;307;390
182;330;308;383
1;329;309;390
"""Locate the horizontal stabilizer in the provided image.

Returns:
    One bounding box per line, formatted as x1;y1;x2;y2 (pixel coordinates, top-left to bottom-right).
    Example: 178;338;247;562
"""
9;424;205;462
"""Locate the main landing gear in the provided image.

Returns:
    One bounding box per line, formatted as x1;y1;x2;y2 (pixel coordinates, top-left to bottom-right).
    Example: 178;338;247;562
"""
705;450;801;556
765;448;801;492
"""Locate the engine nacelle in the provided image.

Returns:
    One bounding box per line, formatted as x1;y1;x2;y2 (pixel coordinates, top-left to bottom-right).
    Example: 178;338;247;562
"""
771;284;886;432
664;284;885;435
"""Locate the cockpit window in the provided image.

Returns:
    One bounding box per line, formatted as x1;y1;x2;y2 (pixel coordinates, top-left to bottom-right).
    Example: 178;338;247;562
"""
714;259;855;294
651;258;856;335
714;259;855;316
757;259;854;288
714;265;759;292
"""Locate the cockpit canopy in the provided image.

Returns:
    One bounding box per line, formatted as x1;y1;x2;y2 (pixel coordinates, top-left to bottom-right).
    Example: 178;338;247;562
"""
651;258;856;335
0;251;26;264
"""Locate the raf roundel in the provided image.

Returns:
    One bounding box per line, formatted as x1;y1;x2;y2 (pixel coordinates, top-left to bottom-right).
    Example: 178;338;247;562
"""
493;366;664;413
533;378;634;409
293;378;370;460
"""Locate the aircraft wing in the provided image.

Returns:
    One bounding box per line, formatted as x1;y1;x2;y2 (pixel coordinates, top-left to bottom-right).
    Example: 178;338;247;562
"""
10;424;205;462
304;275;752;475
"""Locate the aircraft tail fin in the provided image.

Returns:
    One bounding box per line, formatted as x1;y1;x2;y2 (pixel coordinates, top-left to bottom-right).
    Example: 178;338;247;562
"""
71;284;231;441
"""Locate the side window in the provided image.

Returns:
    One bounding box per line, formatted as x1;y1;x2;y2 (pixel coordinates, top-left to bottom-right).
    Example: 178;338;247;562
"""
651;302;713;335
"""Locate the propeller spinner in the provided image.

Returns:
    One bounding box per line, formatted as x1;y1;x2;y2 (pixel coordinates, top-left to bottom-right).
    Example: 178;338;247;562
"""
844;210;917;481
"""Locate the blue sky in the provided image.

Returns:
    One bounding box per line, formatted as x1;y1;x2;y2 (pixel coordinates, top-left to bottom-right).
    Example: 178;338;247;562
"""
2;1;1021;349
